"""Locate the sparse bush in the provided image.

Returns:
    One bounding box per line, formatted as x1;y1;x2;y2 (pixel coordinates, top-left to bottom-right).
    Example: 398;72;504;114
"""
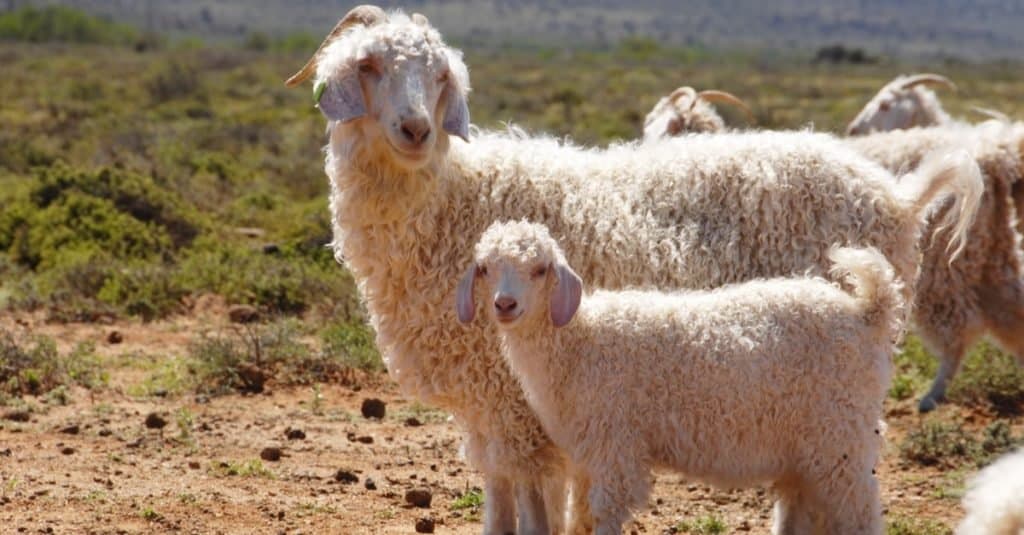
674;515;727;535
320;320;383;372
0;333;106;396
886;516;952;535
146;60;203;103
949;342;1024;415
900;419;977;468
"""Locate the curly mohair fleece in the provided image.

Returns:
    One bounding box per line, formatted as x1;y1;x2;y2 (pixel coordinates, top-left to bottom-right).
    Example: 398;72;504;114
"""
957;447;1024;535
310;9;982;529
469;221;901;535
846;122;1024;412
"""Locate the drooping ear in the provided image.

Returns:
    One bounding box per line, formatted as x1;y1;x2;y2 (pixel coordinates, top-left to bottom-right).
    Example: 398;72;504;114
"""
455;264;478;324
549;262;582;328
316;74;367;122
442;85;470;141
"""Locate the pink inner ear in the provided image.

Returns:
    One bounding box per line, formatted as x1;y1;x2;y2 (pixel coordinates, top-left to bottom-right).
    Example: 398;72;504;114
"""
455;265;477;324
550;264;582;328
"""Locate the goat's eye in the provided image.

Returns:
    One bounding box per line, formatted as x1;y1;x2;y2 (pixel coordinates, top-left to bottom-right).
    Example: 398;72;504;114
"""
358;61;376;74
437;71;450;84
478;266;487;277
879;101;891;111
531;265;547;278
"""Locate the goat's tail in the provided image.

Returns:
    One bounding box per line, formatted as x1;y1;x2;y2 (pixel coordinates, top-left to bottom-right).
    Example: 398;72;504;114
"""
893;149;982;262
829;246;905;339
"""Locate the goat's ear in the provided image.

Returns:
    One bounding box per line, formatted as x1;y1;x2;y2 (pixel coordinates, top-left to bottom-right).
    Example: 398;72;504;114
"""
550;262;582;328
442;84;470;141
316;74;366;122
455;264;478;324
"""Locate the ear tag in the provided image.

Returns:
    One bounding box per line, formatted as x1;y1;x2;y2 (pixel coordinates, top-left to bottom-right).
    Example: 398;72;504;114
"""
313;81;327;106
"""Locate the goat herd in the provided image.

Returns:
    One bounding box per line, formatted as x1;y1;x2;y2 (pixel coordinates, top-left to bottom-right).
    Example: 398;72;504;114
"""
283;5;1024;534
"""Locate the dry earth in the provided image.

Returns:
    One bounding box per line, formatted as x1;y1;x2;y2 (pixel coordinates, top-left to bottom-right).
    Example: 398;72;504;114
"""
0;309;1014;535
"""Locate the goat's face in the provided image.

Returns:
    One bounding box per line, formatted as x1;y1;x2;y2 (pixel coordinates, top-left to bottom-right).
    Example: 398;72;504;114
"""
287;7;470;171
643;86;749;141
456;222;582;330
846;74;955;136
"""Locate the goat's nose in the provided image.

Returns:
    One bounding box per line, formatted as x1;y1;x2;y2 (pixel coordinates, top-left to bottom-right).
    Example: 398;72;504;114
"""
399;116;432;145
494;296;517;313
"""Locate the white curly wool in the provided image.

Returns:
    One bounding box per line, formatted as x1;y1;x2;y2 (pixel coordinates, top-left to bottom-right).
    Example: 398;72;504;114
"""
958;448;1024;535
846;122;1024;412
293;6;984;532
468;221;902;535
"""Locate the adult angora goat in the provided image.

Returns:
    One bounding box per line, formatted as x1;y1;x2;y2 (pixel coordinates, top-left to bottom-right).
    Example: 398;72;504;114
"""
285;5;980;533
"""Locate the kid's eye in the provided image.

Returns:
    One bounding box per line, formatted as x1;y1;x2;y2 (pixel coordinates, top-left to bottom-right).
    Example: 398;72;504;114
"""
531;265;547;278
478;266;487;277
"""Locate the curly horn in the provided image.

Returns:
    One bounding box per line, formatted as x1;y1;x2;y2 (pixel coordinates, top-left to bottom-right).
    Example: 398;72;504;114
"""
970;106;1010;122
697;90;756;123
284;5;386;88
668;86;698;106
900;73;957;93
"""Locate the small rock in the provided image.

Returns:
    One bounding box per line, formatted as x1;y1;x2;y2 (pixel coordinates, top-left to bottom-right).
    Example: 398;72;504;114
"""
3;410;30;422
260;447;283;462
361;398;386;419
97;429;112;437
59;424;80;435
262;244;281;255
405;488;432;508
404;417;422;427
285;428;306;440
356;435;374;444
364;478;377;490
414;517;435;533
60;446;75;455
228;304;260;324
0;448;11;456
144;413;167;430
106;331;123;344
335;469;359;484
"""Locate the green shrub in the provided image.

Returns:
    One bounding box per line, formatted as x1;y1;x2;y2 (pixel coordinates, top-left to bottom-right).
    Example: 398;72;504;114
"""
0;6;137;45
0;333;106;396
900;419;977;468
949;342;1024;415
320;320;383;372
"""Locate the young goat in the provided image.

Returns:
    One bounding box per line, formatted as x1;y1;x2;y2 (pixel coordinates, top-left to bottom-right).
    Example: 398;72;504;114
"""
458;220;902;535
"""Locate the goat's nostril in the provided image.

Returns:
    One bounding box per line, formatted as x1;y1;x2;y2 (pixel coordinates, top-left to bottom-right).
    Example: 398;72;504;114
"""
494;296;517;313
400;118;431;144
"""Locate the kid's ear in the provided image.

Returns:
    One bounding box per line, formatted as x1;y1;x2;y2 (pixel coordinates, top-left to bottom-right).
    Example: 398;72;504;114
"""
455;264;478;324
549;263;582;328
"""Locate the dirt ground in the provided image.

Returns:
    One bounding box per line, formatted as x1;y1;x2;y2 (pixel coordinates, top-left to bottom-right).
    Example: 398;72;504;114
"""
0;310;1008;534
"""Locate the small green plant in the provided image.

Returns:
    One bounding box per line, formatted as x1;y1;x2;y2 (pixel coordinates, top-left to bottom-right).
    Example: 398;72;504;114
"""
0;333;106;396
886;516;952;535
309;383;324;415
210;459;275;479
176;407;194;443
320;319;384;372
178;493;198;505
949;342;1024;415
451;488;485;510
899;419;977;468
675;515;727;534
889;374;916;400
140;507;162;521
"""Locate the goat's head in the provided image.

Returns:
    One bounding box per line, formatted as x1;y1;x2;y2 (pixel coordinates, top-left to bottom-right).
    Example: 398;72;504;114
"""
456;221;582;330
845;74;956;136
286;5;470;171
642;86;753;141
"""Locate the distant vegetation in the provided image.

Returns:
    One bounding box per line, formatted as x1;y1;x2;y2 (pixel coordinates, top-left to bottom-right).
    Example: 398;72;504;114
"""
0;6;137;45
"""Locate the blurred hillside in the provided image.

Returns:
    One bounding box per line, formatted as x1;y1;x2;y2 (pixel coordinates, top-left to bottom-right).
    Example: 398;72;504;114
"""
14;0;1024;62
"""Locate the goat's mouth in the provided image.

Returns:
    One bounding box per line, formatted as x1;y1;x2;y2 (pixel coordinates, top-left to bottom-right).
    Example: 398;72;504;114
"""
385;136;432;167
494;310;522;324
